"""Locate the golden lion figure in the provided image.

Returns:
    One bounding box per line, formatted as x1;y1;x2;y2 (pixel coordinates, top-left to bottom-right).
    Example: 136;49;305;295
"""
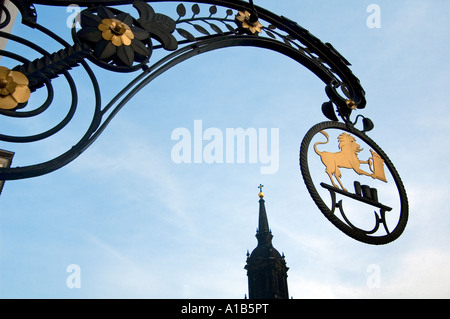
314;131;374;191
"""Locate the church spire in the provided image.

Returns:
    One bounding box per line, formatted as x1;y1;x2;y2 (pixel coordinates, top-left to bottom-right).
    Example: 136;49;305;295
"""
245;185;289;299
256;184;273;247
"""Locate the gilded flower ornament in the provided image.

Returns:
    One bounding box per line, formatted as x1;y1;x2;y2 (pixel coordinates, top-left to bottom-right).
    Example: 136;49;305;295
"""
0;66;31;110
345;99;357;110
236;10;263;34
98;18;135;47
75;3;178;68
76;6;151;67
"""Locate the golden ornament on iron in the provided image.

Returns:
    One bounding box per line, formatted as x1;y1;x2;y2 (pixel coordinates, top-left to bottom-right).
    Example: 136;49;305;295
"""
0;66;31;110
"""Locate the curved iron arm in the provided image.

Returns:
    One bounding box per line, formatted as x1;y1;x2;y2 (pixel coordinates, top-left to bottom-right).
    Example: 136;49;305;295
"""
15;0;366;108
0;1;367;180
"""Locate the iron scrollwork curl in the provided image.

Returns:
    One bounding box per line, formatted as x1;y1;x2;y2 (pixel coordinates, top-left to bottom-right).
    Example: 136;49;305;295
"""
1;0;367;181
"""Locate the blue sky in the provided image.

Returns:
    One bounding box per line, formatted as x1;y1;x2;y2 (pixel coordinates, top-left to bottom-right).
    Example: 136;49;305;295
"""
0;0;449;298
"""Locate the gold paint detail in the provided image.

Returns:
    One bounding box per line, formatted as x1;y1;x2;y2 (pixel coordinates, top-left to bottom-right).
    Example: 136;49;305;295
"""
0;66;31;110
258;184;264;198
314;130;387;191
98;18;135;46
345;99;357;110
368;149;387;182
236;11;263;34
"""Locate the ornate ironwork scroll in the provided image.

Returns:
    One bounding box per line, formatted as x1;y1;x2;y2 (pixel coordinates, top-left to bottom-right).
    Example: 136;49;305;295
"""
0;1;408;243
0;0;366;180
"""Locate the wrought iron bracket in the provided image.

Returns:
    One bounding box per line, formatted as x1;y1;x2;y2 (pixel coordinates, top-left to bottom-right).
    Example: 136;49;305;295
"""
1;0;366;180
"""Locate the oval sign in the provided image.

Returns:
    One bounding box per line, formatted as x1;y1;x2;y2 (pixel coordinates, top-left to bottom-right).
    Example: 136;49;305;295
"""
300;121;409;245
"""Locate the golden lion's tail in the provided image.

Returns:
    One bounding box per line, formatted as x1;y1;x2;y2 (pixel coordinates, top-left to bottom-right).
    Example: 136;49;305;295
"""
314;130;329;155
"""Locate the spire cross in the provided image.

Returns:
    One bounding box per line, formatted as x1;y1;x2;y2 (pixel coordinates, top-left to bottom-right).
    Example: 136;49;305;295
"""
258;184;264;198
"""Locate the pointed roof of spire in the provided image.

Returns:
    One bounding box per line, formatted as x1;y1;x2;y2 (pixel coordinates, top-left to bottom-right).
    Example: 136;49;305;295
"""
255;185;273;247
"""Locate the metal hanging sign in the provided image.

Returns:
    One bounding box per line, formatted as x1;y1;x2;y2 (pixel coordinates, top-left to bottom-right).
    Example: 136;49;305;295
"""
300;121;408;245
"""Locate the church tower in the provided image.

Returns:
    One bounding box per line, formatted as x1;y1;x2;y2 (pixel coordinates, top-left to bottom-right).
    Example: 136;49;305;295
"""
245;185;289;299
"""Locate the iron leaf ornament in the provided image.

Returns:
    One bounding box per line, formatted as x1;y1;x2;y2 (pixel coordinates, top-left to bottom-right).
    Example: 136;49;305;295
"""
13;44;92;93
133;1;178;51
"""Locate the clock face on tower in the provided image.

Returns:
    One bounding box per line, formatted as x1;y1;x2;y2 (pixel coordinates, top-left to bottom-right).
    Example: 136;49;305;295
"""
300;121;409;245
